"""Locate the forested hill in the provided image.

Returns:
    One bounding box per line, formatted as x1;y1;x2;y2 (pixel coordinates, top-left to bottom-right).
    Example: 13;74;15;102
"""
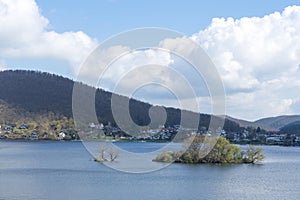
0;70;73;116
279;121;300;134
0;70;241;131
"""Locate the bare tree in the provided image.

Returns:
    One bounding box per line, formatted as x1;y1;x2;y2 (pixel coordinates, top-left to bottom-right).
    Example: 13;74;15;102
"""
108;147;119;162
95;145;107;162
95;145;119;162
100;145;107;161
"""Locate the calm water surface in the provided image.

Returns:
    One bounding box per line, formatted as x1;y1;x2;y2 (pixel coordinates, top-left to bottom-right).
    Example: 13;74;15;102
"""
0;141;300;200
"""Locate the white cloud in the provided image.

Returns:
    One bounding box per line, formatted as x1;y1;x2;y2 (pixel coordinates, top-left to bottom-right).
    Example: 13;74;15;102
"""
76;46;175;87
96;48;175;92
189;5;300;120
79;44;205;112
0;0;98;74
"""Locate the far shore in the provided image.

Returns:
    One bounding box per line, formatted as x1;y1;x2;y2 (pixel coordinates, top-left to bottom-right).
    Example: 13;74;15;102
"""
1;138;300;148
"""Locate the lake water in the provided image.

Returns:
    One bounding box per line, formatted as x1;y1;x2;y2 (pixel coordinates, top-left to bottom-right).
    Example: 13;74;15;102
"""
0;141;300;200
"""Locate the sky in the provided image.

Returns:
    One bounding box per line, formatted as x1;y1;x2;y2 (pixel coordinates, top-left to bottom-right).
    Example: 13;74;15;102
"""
0;0;300;121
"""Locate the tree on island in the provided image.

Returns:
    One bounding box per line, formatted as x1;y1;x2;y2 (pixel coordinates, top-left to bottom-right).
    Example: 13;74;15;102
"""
243;145;265;163
154;136;265;164
94;145;119;162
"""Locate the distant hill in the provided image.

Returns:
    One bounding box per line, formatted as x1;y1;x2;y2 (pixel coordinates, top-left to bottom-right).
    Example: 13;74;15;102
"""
225;115;300;131
225;115;258;129
279;121;300;134
255;115;300;131
0;70;242;132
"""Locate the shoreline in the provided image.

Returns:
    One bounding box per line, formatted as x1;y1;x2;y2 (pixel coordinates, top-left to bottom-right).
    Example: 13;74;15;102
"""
1;138;300;148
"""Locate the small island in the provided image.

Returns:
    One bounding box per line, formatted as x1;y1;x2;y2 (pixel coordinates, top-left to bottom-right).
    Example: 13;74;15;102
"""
154;136;265;164
94;145;119;162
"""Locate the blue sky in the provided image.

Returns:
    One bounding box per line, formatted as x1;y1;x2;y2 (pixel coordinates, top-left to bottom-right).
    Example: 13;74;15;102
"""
1;0;300;120
36;0;299;40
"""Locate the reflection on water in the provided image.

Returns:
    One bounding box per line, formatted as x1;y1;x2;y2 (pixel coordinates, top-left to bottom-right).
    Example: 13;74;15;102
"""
0;141;300;200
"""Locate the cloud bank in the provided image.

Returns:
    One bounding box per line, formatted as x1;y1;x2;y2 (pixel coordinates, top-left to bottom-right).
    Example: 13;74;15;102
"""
0;0;98;73
191;6;300;119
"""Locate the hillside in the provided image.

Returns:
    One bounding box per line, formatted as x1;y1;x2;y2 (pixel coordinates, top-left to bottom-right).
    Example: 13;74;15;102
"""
224;115;300;131
0;99;21;123
0;70;241;132
279;121;300;134
225;115;259;129
255;115;300;131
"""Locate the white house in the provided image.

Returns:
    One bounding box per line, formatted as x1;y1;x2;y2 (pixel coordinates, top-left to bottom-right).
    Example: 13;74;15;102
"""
295;136;300;142
58;132;66;140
